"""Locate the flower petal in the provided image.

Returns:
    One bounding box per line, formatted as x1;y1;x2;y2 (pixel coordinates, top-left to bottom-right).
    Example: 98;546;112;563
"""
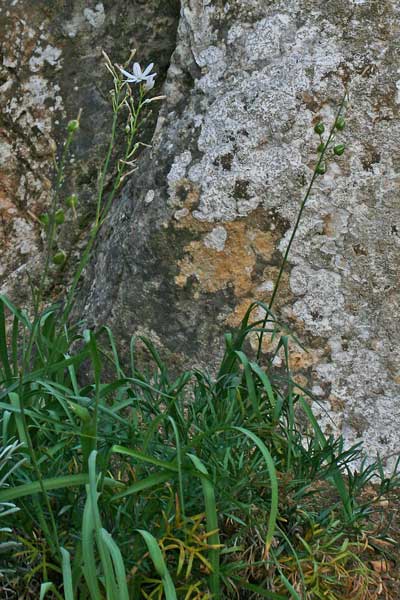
144;74;156;90
133;62;142;77
119;67;135;79
143;62;154;76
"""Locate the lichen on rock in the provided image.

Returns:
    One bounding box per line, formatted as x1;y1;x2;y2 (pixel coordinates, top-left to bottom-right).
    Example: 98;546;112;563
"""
75;0;400;466
2;0;400;466
0;0;179;303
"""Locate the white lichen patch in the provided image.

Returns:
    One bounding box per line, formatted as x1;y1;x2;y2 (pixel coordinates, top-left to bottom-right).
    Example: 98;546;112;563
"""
29;44;62;72
12;218;35;255
167;150;193;204
84;3;105;29
203;226;228;251
290;268;344;335
0;139;13;166
256;280;274;293
6;76;63;134
396;79;400;104
144;190;155;204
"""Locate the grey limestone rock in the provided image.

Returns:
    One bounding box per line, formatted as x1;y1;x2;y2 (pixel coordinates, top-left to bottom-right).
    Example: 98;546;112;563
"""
77;0;400;466
2;0;400;466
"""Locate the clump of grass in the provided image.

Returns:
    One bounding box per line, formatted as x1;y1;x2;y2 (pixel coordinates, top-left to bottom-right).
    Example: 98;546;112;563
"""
0;52;399;599
1;298;399;598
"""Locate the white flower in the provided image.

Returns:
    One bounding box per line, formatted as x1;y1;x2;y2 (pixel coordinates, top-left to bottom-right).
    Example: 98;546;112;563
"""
119;62;157;90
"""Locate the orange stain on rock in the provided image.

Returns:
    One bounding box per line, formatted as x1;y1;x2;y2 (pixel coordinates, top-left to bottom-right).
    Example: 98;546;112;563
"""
176;220;275;299
172;184;291;329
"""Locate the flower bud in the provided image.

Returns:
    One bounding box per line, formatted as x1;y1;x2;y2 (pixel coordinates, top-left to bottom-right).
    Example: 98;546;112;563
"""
67;119;80;133
49;139;57;155
333;143;345;156
42;177;52;191
39;213;49;226
55;209;65;225
335;117;345;131
66;194;78;208
314;122;325;135
125;125;130;134
316;162;326;175
53;250;66;265
317;143;325;153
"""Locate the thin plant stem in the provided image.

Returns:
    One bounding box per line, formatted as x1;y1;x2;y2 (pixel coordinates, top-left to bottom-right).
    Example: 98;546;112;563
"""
256;91;348;359
96;110;120;225
62;86;145;325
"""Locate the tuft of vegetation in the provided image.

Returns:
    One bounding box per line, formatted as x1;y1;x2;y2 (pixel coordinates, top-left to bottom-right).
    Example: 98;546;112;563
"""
1;299;399;598
0;53;399;599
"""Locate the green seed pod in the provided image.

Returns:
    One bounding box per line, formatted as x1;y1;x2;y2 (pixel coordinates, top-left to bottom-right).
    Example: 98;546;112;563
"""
55;209;65;225
67;119;80;133
316;162;326;175
39;213;49;226
53;250;66;265
66;194;78;208
314;122;325;135
335;117;345;131
317;143;325;153
333;143;345;156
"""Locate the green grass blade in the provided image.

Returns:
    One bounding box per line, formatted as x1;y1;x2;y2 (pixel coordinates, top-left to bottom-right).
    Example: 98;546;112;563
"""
234;581;287;599
112;472;171;501
101;325;125;378
111;445;178;471
0;295;31;329
100;528;129;600
8;392;28;447
187;453;220;597
234;351;260;416
299;397;352;520
270;550;302;600
82;492;102;600
0;350;91;402
85;332;102;456
168;416;185;518
139;337;166;373
67;358;80;396
11;314;20;376
0;474;122;502
88;450;119;600
277;573;301;600
39;582;63;600
136;529;177;600
249;362;276;409
60;547;74;600
0;301;12;382
2;410;12;445
129;336;136;376
233;427;278;554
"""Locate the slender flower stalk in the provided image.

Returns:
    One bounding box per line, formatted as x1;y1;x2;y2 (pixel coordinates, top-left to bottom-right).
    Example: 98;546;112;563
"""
62;60;154;325
256;91;349;359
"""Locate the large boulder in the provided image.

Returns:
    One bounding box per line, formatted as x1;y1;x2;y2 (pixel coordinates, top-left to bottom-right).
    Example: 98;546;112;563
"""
77;0;400;464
